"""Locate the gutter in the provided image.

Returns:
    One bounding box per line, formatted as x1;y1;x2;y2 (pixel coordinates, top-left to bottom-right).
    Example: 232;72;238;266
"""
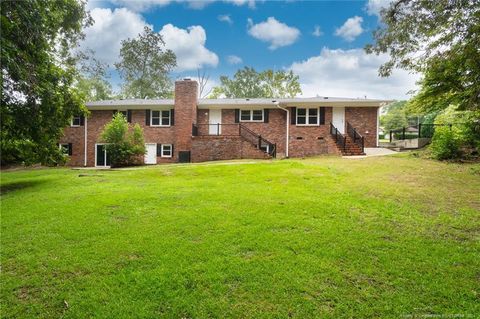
274;102;289;158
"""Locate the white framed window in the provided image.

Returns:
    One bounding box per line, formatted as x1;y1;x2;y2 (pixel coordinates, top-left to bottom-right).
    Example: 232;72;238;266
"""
296;108;318;126
59;143;71;155
240;109;264;122
161;144;172;158
71;116;81;127
151;110;171;126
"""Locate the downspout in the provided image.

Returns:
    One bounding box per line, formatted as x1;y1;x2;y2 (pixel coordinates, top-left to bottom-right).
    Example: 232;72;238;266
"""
84;116;88;167
376;105;380;147
274;102;289;158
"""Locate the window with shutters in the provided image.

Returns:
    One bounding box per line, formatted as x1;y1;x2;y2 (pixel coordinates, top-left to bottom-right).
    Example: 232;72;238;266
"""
71;116;81;127
240;109;264;122
296;108;319;126
113;110;129;121
151;110;171;126
59;143;71;155
161;144;172;157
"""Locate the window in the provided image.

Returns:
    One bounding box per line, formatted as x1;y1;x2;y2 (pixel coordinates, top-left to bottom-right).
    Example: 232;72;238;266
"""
71;116;81;126
151;110;171;126
161;144;172;158
59;143;71;156
296;108;318;125
113;110;132;123
240;109;264;122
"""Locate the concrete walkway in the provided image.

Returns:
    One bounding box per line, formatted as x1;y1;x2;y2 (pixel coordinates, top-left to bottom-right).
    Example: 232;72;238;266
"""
343;147;398;159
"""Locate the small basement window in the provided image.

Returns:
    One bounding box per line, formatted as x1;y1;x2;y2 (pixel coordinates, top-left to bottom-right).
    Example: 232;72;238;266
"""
240;109;264;122
71;116;81;127
59;143;72;156
151;110;171;126
296;108;318;126
161;144;172;158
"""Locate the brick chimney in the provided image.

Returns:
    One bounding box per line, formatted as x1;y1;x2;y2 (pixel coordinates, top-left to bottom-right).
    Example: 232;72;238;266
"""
174;79;198;162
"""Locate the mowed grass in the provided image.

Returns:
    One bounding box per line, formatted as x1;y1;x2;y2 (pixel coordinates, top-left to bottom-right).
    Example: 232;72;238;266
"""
1;155;479;318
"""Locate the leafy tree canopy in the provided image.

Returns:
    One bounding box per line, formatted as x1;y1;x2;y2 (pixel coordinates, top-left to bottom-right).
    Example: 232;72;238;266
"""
76;49;114;101
115;26;176;99
1;0;92;165
381;109;408;132
210;67;302;98
366;0;480;112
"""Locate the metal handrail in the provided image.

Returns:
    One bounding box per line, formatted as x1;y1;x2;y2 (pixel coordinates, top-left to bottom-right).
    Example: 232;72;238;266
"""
239;124;276;157
346;122;364;153
192;123;241;136
330;122;346;152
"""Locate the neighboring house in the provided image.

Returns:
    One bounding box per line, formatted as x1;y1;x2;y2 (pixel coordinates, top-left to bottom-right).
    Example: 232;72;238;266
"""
60;79;389;167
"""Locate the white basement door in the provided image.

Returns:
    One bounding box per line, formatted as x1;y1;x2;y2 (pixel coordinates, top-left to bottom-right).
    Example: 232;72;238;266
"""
144;143;157;164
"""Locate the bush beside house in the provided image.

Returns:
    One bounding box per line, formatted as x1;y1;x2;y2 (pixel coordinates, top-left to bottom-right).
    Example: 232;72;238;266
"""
101;113;146;167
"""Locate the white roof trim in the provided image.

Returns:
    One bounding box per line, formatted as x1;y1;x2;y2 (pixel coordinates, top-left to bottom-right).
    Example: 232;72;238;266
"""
86;97;392;110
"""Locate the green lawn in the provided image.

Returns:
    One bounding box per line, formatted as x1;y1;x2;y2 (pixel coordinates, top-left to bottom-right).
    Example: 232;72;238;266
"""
1;155;479;318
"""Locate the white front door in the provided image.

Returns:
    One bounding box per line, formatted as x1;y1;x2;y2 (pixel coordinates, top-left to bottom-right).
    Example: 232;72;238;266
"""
209;109;222;135
145;143;157;164
332;107;345;134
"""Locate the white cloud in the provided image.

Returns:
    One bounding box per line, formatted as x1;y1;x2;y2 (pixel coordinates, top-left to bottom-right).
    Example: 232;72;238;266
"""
80;8;150;64
226;0;256;9
104;0;256;12
335;16;364;42
365;0;392;16
218;14;233;25
159;24;219;72
247;17;300;50
227;55;243;64
288;48;419;100
109;0;172;12
312;25;323;37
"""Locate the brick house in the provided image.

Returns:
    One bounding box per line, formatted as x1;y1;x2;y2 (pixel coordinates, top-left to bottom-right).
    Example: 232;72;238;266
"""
60;79;388;167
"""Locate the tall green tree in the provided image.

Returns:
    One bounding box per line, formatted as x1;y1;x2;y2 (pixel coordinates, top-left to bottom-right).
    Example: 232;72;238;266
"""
261;70;302;99
381;109;408;133
210;67;302;98
115;26;176;99
76;50;114;101
1;0;92;165
365;0;480;113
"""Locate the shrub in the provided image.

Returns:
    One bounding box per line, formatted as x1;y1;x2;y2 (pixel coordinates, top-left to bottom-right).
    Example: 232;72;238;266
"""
429;106;480;160
430;127;460;160
101;113;146;167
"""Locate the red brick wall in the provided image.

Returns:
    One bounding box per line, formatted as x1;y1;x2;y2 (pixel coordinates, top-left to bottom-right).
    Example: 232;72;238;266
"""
59;126;85;166
61;109;177;166
174;80;198;158
131;109;176;164
223;109;288;156
191;136;270;162
345;107;378;147
212;107;340;158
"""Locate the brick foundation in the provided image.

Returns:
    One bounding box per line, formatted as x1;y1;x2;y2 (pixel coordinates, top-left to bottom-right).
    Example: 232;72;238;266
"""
191;136;270;162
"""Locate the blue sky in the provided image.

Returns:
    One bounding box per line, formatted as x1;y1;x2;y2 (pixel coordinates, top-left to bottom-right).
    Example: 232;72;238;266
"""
83;0;418;99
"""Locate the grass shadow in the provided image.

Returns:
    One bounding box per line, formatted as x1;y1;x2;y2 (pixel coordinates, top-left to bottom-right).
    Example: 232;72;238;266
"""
0;179;46;196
